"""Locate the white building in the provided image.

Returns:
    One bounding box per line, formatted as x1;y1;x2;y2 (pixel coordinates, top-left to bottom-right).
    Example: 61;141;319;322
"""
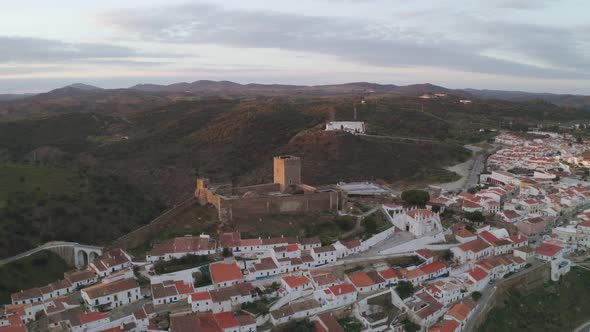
81;278;141;311
325;121;366;134
383;205;443;237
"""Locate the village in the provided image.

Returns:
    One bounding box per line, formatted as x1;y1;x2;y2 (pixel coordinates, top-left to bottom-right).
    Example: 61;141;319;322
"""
4;130;590;332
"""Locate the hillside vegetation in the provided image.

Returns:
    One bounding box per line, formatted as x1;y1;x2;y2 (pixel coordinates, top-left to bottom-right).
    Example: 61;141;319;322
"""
0;162;164;258
0;250;70;303
480;267;590;331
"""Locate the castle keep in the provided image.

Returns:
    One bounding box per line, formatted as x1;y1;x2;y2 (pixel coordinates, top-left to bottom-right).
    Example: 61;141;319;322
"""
195;155;339;221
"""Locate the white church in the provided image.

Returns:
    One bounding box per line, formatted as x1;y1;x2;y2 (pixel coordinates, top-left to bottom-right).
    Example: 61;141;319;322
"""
382;204;443;237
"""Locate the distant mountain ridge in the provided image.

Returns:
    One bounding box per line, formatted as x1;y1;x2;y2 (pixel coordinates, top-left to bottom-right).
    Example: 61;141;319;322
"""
3;81;589;109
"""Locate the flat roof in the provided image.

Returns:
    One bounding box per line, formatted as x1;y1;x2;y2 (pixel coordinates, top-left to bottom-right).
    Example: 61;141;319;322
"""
337;182;389;196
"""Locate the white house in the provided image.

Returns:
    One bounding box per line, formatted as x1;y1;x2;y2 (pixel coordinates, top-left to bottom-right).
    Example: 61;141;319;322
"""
451;239;493;264
311;246;338;266
81;278;140;311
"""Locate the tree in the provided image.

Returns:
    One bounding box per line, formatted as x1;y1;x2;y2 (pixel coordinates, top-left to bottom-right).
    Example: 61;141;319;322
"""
465;211;485;223
364;216;378;234
222;247;232;257
395;280;415;299
431;205;441;213
402;319;420;332
401;189;430;207
472;291;482;301
465;224;476;233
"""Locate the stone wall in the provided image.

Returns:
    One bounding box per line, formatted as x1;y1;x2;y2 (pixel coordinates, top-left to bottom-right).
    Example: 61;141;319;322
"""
109;196;197;251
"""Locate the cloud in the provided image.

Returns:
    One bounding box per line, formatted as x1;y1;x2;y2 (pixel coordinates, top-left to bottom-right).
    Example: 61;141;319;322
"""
99;3;589;80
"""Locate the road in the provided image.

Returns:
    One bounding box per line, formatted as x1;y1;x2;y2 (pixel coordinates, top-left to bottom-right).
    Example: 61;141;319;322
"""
574;321;590;332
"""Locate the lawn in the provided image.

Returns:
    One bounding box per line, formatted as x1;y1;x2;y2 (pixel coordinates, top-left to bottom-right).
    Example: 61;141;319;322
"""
241;297;278;316
480;267;590;331
0;250;71;304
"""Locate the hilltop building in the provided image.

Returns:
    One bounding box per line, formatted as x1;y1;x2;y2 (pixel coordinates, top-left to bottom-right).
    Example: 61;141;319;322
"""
196;155;340;221
325;121;366;134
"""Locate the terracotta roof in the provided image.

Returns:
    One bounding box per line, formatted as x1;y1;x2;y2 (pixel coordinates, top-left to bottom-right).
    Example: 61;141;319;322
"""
314;245;336;253
467;267;488;282
479;231;500;245
282;275;311;289
378;268;398;280
447;302;472;321
316;312;345;332
455;228;476;238
415;249;434;259
219;232;241;248
348;272;376;287
190;291;212;302
536;242;562;257
79;312;109;324
428;319;460;332
420;261;446;275
458;239;491;253
11;288;42;303
210;262;243;284
327;283;356;296
64;269;97;284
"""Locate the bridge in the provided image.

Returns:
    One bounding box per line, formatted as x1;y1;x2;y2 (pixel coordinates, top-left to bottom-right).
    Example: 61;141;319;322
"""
0;241;103;269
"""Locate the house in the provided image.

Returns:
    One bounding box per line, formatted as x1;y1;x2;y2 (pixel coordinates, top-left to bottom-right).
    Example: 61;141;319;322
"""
500;210;522;224
377;268;399;286
64;270;98;289
478;231;512;256
347;271;386;293
11;288;43;305
146;235;216;262
270;299;322;326
312;246;338;266
247;257;281;279
89;249;132;278
451;239;492;264
406;291;445;328
454;229;477;243
462;267;490;292
513;246;535;262
415;249;435;264
334;239;362;258
535;242;563;261
40;279;74;300
152;280;195;306
516;217;549;237
319;283;358;307
444;300;477;331
81;278;140;311
169;311;256;332
281;275;312;294
208;283;256;313
46;307;110;332
424;280;462;305
420;261;449;281
210;261;244;288
189;292;213;313
311;271;339;289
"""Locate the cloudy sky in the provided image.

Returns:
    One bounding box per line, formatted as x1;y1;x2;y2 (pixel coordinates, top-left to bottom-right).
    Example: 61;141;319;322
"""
1;0;589;93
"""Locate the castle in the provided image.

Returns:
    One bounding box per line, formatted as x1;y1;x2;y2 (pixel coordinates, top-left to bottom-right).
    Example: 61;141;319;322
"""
195;155;340;222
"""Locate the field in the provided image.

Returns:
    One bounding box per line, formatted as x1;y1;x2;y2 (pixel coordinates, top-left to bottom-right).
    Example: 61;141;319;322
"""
0;162;165;258
480;267;590;331
0;250;70;304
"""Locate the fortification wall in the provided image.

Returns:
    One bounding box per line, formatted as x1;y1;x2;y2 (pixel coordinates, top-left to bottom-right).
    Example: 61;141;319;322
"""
109;197;197;251
230;183;280;196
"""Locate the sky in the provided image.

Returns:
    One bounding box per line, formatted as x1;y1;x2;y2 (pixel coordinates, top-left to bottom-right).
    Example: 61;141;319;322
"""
0;0;589;94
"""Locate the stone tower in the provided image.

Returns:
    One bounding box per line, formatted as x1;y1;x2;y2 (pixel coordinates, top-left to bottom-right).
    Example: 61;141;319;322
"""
273;155;301;191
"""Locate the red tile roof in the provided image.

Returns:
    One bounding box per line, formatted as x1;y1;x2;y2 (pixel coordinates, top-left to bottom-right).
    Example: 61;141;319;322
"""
467;267;488;282
458;239;491;253
536;242;562;257
420;261;446;275
328;283;356;296
190;291;212;301
79;312;109;324
428;319;460;332
210;262;243;284
348;272;375;287
282;275;311;289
